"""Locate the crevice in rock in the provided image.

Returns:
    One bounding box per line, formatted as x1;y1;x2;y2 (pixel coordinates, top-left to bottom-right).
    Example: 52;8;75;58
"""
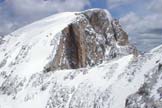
158;63;162;71
65;24;80;69
111;20;118;41
62;23;87;69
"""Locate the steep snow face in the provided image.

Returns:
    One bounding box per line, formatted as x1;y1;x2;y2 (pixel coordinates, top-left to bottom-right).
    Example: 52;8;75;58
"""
0;12;77;108
0;54;134;108
125;46;162;108
0;46;162;108
0;8;162;108
0;12;77;83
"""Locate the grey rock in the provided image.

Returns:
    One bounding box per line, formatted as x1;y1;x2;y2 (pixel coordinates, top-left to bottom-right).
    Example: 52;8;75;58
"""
44;9;138;71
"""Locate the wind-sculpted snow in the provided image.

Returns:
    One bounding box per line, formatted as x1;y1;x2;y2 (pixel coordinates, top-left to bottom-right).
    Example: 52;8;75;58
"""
0;12;77;85
0;49;162;108
125;46;162;108
0;54;133;108
0;9;162;108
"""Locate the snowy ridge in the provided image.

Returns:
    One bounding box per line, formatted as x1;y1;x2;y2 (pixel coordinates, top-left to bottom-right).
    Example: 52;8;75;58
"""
0;9;162;108
0;12;76;83
0;55;133;108
0;49;162;108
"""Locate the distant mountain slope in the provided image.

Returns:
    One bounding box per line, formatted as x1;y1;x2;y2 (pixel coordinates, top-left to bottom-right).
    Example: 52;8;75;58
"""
0;9;161;108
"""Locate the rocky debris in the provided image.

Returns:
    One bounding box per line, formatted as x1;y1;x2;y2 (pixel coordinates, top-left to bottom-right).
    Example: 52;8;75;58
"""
0;36;5;45
0;58;7;68
44;9;138;71
111;19;128;46
125;63;162;108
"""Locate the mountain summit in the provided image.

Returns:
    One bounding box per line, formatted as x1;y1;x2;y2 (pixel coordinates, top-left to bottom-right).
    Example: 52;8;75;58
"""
43;8;138;71
0;9;162;108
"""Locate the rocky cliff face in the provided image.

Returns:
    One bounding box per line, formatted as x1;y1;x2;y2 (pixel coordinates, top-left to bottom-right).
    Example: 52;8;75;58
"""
44;9;138;71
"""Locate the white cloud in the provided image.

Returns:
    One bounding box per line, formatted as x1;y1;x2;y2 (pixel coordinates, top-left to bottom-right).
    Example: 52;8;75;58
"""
120;12;162;51
120;12;162;33
118;0;162;51
0;0;89;35
119;12;140;33
147;0;162;13
5;0;89;16
108;0;135;8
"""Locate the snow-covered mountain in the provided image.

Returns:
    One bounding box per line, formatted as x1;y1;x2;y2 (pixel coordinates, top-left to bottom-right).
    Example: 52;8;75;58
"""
0;9;162;108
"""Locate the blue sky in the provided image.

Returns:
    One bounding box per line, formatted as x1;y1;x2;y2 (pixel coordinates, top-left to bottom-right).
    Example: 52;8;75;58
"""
0;0;162;51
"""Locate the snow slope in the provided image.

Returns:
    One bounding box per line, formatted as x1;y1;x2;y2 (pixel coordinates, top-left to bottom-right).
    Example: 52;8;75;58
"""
0;12;77;83
0;9;162;108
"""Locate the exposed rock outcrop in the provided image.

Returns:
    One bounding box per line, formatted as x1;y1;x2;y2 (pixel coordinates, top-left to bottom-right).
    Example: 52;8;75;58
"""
44;9;138;71
0;36;5;45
